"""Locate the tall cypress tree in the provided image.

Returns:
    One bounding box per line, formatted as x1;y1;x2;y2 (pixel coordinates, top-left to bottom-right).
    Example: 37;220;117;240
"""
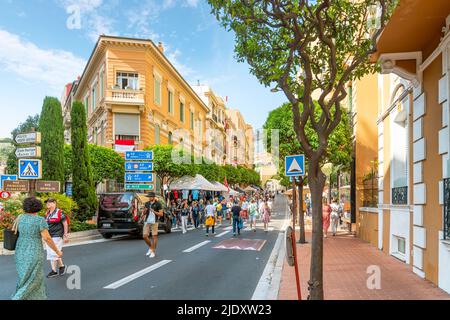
39;97;65;187
70;101;97;221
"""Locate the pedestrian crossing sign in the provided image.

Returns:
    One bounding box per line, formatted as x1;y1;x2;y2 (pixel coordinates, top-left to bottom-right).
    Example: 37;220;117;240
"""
18;159;42;180
285;155;305;177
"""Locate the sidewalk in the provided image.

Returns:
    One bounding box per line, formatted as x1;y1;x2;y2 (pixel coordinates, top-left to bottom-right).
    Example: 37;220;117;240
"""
278;228;450;300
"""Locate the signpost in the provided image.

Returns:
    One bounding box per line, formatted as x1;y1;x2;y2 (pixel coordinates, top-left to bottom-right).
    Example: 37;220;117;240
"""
125;151;153;161
15;132;41;144
124;151;154;192
3;180;30;193
125;162;153;171
36;181;61;193
124;184;154;191
285;155;305;177
15;146;41;158
125;173;154;183
0;175;17;190
0;191;11;200
18;159;42;180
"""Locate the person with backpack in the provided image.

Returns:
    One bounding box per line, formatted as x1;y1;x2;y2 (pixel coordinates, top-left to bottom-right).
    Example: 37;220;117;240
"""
205;200;217;236
44;198;69;278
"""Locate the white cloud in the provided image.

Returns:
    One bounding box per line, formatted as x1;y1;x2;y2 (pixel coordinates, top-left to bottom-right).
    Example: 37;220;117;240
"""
0;29;86;92
184;0;199;7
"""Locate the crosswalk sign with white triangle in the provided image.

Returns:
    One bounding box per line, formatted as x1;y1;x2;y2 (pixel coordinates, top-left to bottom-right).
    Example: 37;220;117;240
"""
18;159;42;180
285;155;305;177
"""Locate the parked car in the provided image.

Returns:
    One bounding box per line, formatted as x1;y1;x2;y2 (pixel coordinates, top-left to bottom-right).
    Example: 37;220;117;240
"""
97;192;172;239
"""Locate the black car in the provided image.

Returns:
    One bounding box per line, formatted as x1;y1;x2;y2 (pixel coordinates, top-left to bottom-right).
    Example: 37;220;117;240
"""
97;192;172;239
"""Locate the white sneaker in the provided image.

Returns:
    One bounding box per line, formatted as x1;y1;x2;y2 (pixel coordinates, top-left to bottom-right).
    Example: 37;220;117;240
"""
149;251;156;258
146;249;151;256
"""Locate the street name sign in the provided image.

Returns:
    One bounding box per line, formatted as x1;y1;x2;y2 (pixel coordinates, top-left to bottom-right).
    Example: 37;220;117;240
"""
0;175;17;190
36;181;61;193
15;132;41;144
3;180;30;192
18;159;42;179
125;162;153;171
285;155;305;177
15;146;41;158
124;184;154;191
125;173;154;183
125;151;153;161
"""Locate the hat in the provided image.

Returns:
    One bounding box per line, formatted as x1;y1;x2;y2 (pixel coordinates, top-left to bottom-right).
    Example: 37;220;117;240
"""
45;198;57;203
146;192;156;197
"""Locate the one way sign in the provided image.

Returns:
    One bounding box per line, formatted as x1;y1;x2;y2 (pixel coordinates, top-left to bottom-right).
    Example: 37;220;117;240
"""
285;155;305;177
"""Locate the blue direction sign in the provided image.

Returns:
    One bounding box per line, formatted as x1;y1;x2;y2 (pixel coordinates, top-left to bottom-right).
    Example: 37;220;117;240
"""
125;151;153;161
285;155;305;177
18;159;42;179
125;173;154;183
0;175;18;189
125;162;153;172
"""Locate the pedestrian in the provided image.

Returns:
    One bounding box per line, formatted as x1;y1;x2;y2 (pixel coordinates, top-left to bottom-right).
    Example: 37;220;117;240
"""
205;200;216;236
169;200;177;229
261;200;271;232
199;199;205;228
175;198;182;228
330;198;340;236
248;198;258;232
12;197;63;300
241;197;249;222
180;199;190;234
216;200;223;226
191;201;201;229
322;197;332;238
44;198;69;278
142;192;164;258
231;201;242;236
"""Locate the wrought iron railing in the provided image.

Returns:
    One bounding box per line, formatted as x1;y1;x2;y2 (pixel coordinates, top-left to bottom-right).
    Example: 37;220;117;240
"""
444;178;450;240
392;186;408;205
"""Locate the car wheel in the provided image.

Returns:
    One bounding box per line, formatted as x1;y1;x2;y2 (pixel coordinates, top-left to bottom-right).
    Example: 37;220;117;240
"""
101;233;113;239
165;219;172;233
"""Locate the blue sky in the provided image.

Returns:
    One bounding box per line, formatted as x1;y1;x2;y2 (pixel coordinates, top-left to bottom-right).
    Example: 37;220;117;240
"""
0;0;286;139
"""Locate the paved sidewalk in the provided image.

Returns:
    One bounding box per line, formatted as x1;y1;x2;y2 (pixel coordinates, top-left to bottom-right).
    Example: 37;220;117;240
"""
278;229;450;300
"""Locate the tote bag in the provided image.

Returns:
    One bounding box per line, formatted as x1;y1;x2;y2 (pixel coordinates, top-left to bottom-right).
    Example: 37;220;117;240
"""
3;215;21;251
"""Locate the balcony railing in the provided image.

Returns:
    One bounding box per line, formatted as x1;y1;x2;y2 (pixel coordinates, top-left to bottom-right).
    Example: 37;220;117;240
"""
444;178;450;240
392;186;408;205
105;89;144;105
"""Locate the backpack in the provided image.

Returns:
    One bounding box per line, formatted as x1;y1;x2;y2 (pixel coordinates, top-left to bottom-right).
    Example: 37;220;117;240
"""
216;204;222;212
46;209;70;230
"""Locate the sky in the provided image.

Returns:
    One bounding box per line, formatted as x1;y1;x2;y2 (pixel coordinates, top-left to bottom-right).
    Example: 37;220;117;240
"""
0;0;287;139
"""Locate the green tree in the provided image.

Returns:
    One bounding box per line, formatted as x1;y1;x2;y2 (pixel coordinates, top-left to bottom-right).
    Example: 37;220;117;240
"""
39;97;65;187
209;0;396;299
64;144;125;186
6;114;40;174
70;101;97;222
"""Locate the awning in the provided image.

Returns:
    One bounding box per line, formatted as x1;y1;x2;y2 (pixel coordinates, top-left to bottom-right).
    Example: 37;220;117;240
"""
169;174;220;191
244;186;257;192
211;181;229;192
235;186;246;194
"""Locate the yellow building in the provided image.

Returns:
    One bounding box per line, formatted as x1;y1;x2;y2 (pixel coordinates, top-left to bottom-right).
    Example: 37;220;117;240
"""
226;109;254;168
70;35;209;155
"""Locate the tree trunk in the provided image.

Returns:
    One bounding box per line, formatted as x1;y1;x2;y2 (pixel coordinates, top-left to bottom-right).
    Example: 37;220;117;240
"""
307;161;326;300
297;177;306;243
337;170;341;202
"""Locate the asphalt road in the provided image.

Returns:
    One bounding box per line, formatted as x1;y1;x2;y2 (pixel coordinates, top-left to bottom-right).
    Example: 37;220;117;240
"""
0;195;289;300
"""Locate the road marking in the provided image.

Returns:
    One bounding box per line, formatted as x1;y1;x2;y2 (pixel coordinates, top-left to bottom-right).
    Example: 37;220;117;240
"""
104;260;172;289
215;231;230;238
182;240;211;253
64;236;128;248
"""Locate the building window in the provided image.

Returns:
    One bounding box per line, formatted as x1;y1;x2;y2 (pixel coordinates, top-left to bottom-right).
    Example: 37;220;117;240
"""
92;85;97;110
391;103;408;204
100;124;105;146
100;72;104;99
190;111;194;130
168;132;173;145
155;124;160;145
84;96;89;115
168;90;174;114
154;76;161;105
116;72;138;90
180;101;185;123
114;113;140;141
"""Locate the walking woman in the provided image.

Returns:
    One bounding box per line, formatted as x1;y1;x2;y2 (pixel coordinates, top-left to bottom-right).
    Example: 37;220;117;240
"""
12;197;63;300
261;200;271;232
191;201;201;229
322;197;332;238
205;200;216;236
180;199;190;234
330;198;340;236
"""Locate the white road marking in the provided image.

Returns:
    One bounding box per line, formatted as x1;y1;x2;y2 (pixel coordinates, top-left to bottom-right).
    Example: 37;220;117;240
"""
104;260;172;289
182;240;211;253
215;231;231;238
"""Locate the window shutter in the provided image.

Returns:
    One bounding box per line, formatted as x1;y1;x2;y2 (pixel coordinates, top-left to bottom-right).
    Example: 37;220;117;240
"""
114;113;140;136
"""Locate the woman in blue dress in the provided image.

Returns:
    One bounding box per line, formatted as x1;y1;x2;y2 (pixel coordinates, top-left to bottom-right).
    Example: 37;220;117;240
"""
12;197;63;300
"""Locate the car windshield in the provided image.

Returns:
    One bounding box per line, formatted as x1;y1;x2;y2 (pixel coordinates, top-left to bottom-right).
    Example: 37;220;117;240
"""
100;194;133;210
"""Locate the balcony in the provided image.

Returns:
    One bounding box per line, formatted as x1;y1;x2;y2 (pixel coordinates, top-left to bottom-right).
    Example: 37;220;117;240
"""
104;88;145;106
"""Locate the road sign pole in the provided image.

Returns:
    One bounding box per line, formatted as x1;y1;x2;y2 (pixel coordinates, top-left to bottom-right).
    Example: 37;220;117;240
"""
29;180;36;197
291;178;302;300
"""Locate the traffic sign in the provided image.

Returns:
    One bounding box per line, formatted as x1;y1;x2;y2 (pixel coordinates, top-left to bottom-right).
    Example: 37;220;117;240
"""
36;181;61;193
0;175;17;189
125;173;153;183
125;151;153;161
124;184;154;191
15;132;41;144
3;180;30;192
18;159;42;179
15;146;41;158
0;191;11;200
125;162;153;171
285;155;305;177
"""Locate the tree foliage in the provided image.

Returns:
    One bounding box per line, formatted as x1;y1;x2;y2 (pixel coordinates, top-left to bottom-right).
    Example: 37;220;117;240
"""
70;101;97;221
39;97;65;187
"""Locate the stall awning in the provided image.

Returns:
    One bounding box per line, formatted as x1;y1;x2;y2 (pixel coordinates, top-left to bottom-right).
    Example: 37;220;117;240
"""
169;174;221;191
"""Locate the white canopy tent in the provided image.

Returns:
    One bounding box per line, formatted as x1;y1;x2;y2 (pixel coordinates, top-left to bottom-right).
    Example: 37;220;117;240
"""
244;185;258;192
211;181;229;192
169;174;220;191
